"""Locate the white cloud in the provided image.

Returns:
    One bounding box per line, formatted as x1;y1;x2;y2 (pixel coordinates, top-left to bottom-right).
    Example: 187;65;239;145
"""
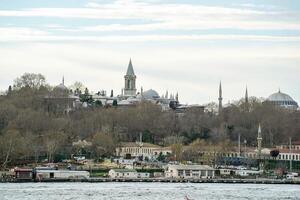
1;27;300;43
0;0;298;31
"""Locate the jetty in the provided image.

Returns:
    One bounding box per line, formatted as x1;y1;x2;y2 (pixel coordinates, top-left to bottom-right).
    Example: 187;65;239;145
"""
2;177;300;184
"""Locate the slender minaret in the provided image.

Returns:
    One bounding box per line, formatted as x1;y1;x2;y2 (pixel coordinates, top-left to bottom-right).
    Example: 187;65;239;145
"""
175;92;179;102
62;76;65;85
245;86;249;104
218;82;223;114
124;59;137;96
257;124;262;158
245;86;249;112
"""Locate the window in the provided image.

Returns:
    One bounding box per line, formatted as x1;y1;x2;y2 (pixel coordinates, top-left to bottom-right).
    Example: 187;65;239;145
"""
185;170;191;177
127;80;130;89
178;170;184;177
201;170;206;176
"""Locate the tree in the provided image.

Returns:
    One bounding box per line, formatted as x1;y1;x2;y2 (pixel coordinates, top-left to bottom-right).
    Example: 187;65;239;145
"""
95;100;103;107
0;129;25;169
91;132;115;158
80;87;94;104
43;131;66;163
7;85;12;95
171;143;183;161
14;73;47;89
69;81;86;92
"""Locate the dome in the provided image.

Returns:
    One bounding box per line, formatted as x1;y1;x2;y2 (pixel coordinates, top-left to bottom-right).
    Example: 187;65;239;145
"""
55;83;68;91
266;90;298;109
142;89;160;100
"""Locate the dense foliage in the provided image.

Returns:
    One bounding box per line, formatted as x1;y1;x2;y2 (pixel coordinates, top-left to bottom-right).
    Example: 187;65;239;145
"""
0;73;299;168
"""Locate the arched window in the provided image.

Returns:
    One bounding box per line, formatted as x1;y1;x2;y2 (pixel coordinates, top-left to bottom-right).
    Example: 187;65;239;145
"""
127;80;130;89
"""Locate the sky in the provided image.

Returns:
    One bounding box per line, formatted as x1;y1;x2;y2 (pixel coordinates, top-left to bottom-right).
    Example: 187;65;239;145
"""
0;0;299;104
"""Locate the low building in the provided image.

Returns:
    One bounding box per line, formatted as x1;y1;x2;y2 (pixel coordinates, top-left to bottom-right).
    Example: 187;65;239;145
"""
277;149;300;161
14;168;33;181
137;172;150;178
115;142;161;160
277;141;300;150
165;165;215;179
109;169;138;178
235;170;262;177
35;170;89;180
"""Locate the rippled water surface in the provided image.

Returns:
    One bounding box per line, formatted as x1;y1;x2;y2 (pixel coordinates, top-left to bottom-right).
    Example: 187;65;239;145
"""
0;182;299;200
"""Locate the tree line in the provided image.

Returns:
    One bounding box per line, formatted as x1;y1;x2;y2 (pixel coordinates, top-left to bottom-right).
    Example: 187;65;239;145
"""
0;73;299;169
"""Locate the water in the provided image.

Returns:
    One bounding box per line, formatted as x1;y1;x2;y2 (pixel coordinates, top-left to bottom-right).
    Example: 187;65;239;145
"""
0;182;299;200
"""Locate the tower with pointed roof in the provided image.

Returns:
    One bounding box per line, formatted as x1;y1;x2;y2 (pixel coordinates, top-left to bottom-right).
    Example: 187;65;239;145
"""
257;124;262;158
244;86;250;112
218;82;223;114
245;86;248;104
124;59;137;96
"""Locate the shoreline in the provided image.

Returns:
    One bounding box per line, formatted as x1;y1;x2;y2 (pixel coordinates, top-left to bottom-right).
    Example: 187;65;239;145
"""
2;178;300;185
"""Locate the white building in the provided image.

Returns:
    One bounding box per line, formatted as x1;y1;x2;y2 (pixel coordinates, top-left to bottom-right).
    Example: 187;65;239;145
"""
115;142;169;160
108;169;138;178
165;165;215;179
35;170;89;180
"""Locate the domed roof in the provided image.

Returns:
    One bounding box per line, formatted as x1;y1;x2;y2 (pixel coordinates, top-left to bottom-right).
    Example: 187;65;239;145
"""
55;77;68;91
55;83;68;91
267;90;298;108
268;91;294;102
142;89;160;100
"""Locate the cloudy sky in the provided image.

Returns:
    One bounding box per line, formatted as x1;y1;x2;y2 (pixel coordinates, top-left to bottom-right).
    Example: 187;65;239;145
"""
0;0;299;104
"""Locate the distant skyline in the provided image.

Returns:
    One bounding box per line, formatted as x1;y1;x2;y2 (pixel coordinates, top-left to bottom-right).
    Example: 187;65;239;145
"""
0;0;299;104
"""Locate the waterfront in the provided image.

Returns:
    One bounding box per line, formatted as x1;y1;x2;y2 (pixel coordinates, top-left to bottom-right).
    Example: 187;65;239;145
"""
0;182;299;200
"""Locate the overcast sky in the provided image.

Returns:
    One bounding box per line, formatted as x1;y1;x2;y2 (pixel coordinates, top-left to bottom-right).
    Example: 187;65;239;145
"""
0;0;299;104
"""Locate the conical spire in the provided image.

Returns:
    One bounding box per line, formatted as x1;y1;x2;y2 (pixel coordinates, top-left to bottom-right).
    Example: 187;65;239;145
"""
126;58;135;76
218;81;223;114
245;86;249;104
258;124;262;139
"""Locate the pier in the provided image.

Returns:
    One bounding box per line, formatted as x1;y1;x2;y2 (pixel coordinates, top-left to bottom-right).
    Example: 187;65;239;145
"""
3;178;299;184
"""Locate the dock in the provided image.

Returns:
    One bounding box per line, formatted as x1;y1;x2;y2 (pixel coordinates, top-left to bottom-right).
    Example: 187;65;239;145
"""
2;178;298;184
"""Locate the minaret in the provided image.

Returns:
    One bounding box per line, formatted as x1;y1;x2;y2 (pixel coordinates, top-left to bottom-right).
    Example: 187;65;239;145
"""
218;82;223;114
62;76;65;85
245;86;249;104
245;86;249;112
124;59;137;96
257;124;262;158
175;92;179;102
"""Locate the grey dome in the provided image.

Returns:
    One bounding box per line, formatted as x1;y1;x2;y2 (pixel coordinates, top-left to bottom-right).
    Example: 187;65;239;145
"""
142;89;160;99
55;83;68;91
267;91;298;108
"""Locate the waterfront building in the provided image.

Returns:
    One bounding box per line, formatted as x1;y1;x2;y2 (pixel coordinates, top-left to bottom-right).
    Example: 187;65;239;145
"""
165;164;215;179
108;169;137;178
35;169;90;180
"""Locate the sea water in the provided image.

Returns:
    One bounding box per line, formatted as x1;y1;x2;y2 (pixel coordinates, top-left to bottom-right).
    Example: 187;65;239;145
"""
0;182;299;200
